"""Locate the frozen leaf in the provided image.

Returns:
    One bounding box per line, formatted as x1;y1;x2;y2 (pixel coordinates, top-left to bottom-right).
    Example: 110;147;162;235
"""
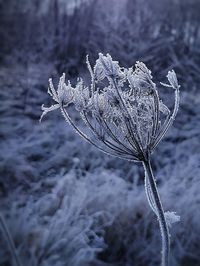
165;211;180;227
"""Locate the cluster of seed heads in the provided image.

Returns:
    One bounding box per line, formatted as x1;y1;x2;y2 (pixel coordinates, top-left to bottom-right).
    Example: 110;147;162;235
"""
41;53;180;163
41;53;181;266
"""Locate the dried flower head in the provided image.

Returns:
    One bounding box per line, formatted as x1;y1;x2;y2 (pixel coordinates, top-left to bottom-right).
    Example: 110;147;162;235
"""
41;53;180;162
41;53;180;266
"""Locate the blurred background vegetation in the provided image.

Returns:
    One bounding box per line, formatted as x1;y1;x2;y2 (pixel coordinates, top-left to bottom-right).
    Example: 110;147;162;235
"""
1;0;200;84
0;1;200;266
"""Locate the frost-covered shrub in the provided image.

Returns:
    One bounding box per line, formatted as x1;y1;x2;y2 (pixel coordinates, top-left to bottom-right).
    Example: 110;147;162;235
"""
41;54;181;265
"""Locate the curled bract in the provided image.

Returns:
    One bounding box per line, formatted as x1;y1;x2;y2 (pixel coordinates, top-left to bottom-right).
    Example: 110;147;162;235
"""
95;53;121;80
133;61;155;90
167;70;180;89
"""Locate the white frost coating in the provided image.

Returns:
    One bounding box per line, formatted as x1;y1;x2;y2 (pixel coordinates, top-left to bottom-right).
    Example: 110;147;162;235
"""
165;211;181;227
41;53;180;162
41;54;181;266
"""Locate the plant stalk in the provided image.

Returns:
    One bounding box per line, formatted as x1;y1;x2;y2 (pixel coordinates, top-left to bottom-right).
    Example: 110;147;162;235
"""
0;213;23;266
142;158;170;266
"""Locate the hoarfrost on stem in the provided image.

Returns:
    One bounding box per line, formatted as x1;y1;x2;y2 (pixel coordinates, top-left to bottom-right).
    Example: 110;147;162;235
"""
41;53;180;266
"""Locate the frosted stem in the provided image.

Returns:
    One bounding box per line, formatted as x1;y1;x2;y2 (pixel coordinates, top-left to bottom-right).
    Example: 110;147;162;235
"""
142;159;170;266
0;213;23;266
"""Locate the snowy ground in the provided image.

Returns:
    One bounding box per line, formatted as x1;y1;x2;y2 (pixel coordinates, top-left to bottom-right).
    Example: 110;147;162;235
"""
0;60;200;266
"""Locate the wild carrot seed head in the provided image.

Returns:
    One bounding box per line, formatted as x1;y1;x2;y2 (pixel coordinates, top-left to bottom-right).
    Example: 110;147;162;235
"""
41;54;180;162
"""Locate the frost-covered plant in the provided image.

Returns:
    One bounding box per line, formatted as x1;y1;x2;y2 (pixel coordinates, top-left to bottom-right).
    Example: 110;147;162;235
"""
41;53;180;266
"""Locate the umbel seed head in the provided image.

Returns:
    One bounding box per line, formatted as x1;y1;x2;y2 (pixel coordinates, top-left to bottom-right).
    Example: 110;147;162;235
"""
41;53;180;162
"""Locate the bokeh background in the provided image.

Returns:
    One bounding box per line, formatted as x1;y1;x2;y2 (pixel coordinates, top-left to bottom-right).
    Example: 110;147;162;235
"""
0;0;200;265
